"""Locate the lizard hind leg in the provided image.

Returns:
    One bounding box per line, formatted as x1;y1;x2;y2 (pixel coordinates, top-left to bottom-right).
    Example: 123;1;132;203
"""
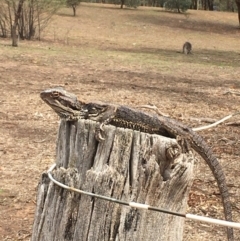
176;136;191;153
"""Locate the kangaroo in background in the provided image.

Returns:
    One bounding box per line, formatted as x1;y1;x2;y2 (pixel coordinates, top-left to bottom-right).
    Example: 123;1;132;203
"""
183;42;192;54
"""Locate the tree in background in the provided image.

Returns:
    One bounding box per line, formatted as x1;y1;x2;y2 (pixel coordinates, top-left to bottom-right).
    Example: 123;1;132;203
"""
125;0;141;7
67;0;81;16
164;0;191;12
12;0;25;46
201;0;214;10
0;0;64;41
236;0;240;25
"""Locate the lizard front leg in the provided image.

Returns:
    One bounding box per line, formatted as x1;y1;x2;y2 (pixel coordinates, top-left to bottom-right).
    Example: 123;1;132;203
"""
84;103;118;141
95;117;114;141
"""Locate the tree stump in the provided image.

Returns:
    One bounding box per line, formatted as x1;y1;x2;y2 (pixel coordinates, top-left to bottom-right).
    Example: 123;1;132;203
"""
32;119;195;241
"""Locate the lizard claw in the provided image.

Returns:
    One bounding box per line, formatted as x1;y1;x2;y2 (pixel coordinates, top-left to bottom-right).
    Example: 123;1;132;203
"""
166;143;181;161
99;123;105;131
176;136;190;153
95;124;105;141
96;132;105;141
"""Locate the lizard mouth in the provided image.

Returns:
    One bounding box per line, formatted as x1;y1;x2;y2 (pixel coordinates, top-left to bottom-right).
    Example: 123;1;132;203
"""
46;99;83;120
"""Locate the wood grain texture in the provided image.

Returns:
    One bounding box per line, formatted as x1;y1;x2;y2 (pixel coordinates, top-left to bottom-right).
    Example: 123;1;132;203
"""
32;119;195;241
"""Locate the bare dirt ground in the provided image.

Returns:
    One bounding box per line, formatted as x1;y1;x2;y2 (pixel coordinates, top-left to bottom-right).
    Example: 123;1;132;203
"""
0;3;240;240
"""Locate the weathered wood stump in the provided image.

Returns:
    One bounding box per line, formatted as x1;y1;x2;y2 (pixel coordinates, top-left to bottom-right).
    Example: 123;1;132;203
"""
32;119;195;241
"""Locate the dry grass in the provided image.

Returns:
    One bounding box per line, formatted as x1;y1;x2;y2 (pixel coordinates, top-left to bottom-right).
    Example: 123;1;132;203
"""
0;3;240;240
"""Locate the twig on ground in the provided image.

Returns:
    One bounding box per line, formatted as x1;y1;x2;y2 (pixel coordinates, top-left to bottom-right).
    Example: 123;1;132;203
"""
138;104;169;117
223;90;240;96
188;117;217;123
225;121;240;126
33;138;47;143
193;112;240;131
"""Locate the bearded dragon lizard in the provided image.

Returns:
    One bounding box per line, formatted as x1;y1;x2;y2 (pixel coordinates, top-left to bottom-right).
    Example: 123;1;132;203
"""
40;87;234;241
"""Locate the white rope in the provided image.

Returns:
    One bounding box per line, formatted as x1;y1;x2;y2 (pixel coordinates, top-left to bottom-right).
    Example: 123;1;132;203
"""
47;164;240;229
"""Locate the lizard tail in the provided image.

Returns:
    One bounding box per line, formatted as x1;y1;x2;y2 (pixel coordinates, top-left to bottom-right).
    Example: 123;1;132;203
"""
191;132;234;241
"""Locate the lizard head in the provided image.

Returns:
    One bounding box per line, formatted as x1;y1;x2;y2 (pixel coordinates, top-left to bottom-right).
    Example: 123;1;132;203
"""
40;87;85;120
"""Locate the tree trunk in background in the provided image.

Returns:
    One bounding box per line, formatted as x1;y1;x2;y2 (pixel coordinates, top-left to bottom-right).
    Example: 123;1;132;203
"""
12;0;25;47
208;0;213;10
191;0;198;10
121;0;124;8
31;119;195;241
72;5;76;16
236;0;240;26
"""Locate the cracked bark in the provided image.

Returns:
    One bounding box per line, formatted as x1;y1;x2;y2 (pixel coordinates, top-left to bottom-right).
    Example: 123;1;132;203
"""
32;119;195;241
